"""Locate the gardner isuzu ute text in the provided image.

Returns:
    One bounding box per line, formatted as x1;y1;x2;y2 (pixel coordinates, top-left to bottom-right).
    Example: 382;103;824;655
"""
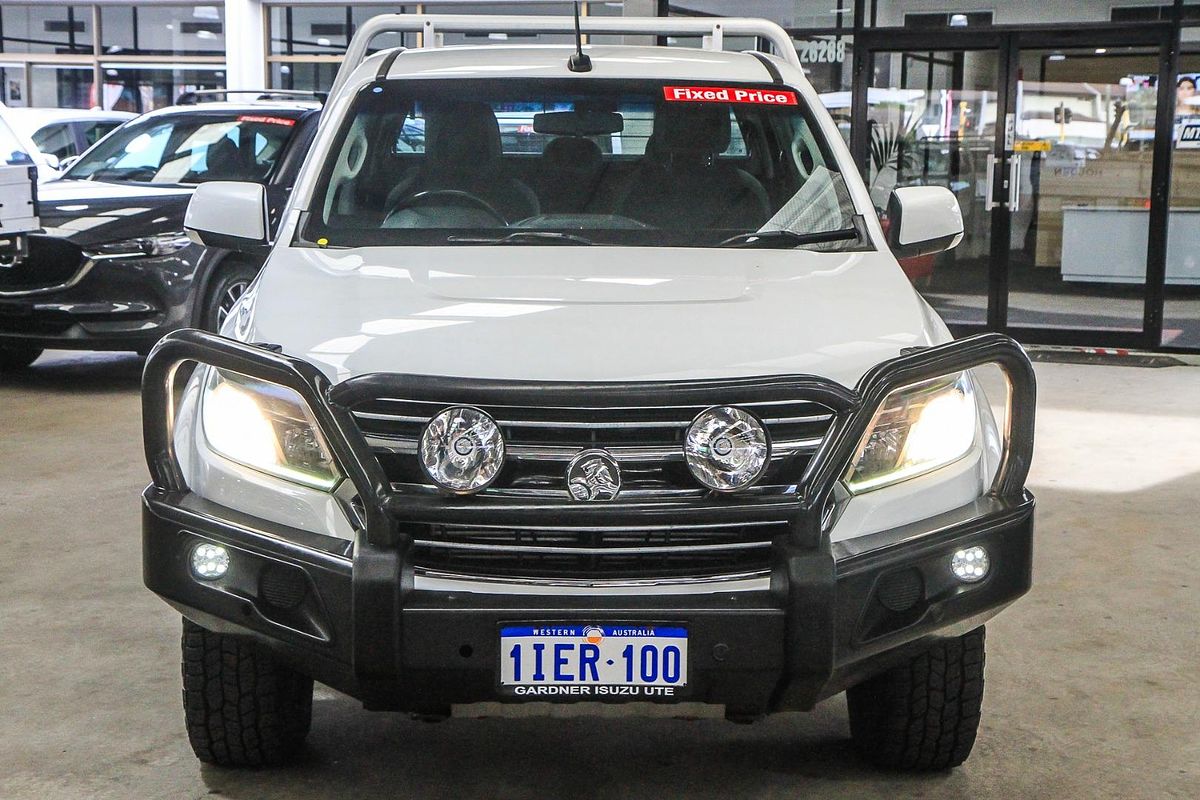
140;13;1036;772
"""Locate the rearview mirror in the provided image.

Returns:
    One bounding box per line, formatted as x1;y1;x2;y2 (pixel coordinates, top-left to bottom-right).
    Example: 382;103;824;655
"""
533;110;624;136
184;181;269;252
886;186;964;260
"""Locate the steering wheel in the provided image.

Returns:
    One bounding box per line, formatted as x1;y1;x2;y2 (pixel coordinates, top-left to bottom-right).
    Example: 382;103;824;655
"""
388;189;508;226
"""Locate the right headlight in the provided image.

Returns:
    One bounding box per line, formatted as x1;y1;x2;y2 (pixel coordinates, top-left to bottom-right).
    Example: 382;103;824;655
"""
88;231;192;258
845;373;977;494
199;367;340;490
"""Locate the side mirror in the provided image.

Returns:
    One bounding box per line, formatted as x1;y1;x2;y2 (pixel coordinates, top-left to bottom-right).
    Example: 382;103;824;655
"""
886;186;964;260
42;153;61;171
184;181;269;253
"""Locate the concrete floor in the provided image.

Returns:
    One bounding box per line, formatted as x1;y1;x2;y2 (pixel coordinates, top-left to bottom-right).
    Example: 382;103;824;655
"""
0;350;1197;800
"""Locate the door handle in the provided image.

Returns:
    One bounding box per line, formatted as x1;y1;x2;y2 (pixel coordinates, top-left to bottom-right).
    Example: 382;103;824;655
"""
985;153;999;211
1006;154;1022;212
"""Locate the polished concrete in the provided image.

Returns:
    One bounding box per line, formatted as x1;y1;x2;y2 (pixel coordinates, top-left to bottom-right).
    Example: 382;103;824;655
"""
0;351;1196;800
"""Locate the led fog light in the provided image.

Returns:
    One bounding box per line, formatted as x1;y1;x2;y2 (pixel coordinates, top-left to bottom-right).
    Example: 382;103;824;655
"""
191;543;230;580
684;406;770;492
420;406;505;494
951;546;990;583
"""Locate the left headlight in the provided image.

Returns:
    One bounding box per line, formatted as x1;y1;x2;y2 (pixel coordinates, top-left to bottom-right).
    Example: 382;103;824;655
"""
88;231;192;258
200;368;341;490
845;372;977;494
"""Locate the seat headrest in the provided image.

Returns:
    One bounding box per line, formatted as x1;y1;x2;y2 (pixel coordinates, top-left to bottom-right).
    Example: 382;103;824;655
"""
542;136;602;172
204;136;242;178
424;101;502;171
652;104;731;156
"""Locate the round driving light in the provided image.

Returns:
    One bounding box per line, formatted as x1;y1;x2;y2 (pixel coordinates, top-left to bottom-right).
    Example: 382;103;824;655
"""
950;546;990;583
420;406;505;494
684;406;771;492
191;543;229;580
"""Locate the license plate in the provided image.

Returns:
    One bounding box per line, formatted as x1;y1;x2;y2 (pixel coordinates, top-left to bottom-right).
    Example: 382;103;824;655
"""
499;624;688;699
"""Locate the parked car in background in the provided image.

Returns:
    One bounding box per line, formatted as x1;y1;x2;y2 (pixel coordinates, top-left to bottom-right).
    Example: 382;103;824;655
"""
5;107;135;170
0;103;59;181
0;92;321;370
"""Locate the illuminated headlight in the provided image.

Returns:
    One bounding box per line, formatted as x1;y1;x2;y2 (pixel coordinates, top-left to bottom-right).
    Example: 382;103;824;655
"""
420;407;505;494
684;406;770;492
200;368;340;490
846;373;977;493
88;231;192;258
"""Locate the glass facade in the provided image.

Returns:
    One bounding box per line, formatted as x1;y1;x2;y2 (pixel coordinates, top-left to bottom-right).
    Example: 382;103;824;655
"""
0;4;225;112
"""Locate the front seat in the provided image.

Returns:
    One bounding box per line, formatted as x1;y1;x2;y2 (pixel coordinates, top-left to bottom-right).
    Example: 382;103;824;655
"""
616;104;769;231
201;135;243;180
386;101;539;223
537;136;605;214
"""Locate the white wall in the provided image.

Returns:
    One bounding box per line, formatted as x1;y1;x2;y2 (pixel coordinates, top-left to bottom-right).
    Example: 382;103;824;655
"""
224;0;266;90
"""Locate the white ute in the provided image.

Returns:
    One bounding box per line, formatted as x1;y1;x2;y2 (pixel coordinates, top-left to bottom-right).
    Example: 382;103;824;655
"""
141;13;1037;772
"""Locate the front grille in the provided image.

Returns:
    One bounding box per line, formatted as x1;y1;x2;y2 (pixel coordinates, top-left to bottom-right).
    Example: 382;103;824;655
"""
345;391;836;581
412;522;785;580
0;236;86;293
353;397;833;498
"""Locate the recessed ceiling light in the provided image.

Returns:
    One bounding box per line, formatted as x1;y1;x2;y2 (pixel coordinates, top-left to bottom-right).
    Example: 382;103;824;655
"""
1095;48;1107;54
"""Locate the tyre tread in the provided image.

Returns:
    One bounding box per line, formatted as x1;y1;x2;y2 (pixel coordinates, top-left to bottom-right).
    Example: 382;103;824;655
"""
180;619;312;767
847;626;986;771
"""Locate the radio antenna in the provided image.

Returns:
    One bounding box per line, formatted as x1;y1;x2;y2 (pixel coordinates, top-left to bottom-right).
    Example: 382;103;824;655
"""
568;1;592;73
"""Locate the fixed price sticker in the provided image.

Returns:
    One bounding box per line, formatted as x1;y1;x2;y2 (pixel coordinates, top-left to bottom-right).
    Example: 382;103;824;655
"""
663;85;798;105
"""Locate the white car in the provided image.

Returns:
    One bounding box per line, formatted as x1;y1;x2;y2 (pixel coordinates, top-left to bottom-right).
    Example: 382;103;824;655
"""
141;14;1037;773
4;107;134;172
0;103;59;181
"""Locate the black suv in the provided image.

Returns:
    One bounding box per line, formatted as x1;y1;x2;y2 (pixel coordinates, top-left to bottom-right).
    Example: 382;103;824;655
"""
0;92;321;370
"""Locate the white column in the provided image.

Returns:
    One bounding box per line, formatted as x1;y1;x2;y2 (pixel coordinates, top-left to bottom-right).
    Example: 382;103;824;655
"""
224;0;267;90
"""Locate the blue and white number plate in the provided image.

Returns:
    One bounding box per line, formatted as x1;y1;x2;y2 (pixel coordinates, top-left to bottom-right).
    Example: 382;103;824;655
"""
500;624;688;698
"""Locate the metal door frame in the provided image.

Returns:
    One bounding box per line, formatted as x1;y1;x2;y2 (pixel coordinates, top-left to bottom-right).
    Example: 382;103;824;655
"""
853;23;1177;349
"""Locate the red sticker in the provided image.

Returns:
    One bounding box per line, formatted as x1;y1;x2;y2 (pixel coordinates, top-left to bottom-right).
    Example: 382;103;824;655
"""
662;86;798;106
237;115;296;126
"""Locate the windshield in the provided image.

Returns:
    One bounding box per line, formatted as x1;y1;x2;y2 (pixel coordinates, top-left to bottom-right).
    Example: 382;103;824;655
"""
0;117;35;166
303;79;863;249
64;112;299;185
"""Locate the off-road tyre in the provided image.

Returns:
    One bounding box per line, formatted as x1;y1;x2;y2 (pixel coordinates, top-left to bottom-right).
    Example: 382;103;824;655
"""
846;626;986;771
181;619;313;767
0;344;42;371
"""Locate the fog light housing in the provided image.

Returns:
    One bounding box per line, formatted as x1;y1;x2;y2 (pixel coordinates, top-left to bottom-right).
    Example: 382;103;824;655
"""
950;546;989;583
420;406;505;494
191;543;230;580
684;406;771;492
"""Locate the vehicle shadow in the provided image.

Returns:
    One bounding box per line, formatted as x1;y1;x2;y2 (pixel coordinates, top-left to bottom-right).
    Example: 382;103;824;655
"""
0;351;144;394
197;693;956;800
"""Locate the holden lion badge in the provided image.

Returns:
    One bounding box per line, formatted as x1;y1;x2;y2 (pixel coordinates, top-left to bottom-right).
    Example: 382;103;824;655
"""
566;449;621;502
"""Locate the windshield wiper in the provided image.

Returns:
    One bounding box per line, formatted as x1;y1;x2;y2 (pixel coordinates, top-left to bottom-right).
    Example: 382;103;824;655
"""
446;231;593;246
717;227;858;249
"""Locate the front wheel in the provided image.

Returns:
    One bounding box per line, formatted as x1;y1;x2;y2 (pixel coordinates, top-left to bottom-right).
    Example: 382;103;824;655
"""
846;626;986;771
181;619;313;767
0;344;43;371
200;261;259;333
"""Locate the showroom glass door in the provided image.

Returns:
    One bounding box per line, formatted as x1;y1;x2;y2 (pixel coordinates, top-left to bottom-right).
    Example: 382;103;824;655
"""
855;33;1010;330
1004;31;1173;345
856;26;1176;347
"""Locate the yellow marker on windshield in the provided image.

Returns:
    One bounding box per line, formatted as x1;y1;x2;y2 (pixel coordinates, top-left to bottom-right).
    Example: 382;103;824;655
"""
317;237;329;248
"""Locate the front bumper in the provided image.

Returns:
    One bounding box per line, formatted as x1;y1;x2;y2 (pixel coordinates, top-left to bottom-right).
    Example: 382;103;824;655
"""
141;330;1037;716
0;247;201;351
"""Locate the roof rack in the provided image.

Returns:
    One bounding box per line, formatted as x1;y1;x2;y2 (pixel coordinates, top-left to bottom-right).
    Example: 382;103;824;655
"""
175;89;327;106
328;14;800;98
